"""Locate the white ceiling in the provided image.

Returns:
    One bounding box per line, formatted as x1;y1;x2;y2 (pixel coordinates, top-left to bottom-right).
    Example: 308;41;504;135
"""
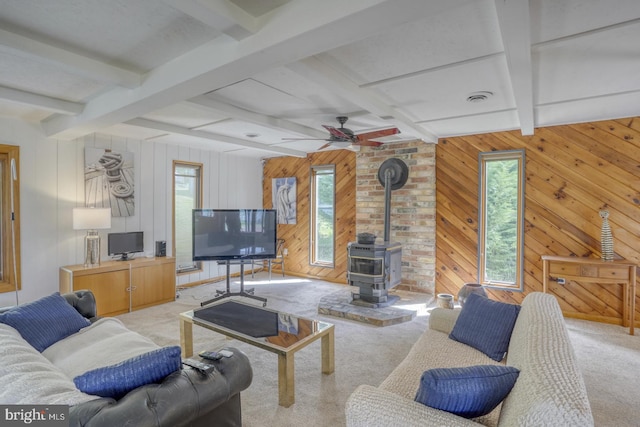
1;0;639;158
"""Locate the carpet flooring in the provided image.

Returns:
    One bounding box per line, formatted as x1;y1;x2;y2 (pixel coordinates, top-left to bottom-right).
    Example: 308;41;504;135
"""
115;274;639;427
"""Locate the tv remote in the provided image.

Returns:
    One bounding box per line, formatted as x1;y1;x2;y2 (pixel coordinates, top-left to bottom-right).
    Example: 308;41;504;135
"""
182;359;215;374
199;350;223;361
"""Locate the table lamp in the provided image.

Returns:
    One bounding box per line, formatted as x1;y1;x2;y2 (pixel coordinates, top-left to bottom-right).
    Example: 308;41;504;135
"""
73;207;111;267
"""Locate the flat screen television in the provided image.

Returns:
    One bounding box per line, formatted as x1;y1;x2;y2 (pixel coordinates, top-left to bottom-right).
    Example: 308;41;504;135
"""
108;231;144;261
192;209;277;261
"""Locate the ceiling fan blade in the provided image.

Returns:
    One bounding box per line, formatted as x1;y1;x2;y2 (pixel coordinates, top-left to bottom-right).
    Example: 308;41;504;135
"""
322;125;351;140
318;143;332;150
354;140;384;147
281;137;330;141
356;127;401;141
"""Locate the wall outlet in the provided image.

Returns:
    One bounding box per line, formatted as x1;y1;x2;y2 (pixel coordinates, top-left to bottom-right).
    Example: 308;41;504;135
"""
283;248;288;256
557;277;566;285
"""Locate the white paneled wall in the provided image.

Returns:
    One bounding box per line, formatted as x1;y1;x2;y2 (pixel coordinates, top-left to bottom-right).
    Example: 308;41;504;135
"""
0;120;263;306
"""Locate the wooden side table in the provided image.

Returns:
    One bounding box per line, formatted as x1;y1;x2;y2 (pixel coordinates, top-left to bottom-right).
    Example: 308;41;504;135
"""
541;255;637;335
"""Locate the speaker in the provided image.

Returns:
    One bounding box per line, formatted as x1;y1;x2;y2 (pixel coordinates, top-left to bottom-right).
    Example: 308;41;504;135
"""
155;240;166;257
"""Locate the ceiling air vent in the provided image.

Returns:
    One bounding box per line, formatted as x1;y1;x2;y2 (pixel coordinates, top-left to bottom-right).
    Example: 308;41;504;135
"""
466;91;493;103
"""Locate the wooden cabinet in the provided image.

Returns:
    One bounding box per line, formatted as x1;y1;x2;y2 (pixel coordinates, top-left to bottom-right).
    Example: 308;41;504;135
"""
60;257;176;317
130;259;176;310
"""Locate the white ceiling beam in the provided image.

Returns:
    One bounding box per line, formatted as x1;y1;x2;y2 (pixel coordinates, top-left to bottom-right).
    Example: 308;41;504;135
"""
187;96;328;138
0;29;141;89
42;0;465;140
288;56;439;142
0;85;83;115
126;118;307;157
163;0;259;40
494;0;534;135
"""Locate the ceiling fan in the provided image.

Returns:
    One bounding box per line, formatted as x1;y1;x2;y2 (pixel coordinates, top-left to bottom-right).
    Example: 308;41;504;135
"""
282;116;400;150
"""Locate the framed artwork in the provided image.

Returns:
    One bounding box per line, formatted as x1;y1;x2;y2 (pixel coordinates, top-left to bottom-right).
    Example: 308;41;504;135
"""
84;148;135;217
272;177;296;224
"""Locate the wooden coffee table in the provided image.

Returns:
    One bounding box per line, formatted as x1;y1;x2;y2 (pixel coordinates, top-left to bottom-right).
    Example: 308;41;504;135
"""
179;299;335;407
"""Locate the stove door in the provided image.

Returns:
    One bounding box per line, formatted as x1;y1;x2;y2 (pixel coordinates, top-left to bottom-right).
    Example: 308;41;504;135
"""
349;256;383;277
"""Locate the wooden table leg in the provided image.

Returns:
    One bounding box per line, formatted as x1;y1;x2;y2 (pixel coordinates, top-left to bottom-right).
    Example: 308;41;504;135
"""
180;318;193;358
321;327;335;374
630;266;636;336
622;282;629;328
542;259;549;293
278;353;295;407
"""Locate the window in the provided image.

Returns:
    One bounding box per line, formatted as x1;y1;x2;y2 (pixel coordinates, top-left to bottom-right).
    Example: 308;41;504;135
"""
310;165;335;266
0;144;20;294
173;161;202;273
478;150;524;290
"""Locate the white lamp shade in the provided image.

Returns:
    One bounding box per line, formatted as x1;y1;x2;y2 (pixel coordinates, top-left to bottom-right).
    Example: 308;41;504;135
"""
73;207;111;230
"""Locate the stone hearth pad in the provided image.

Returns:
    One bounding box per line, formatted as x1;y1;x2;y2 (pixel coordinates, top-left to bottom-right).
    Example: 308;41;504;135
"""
318;289;419;327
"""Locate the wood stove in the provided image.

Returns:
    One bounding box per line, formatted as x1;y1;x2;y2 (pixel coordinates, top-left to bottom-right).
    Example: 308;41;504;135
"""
348;241;402;304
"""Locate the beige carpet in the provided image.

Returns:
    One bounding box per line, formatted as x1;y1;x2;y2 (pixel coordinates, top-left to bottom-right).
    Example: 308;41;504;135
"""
116;274;639;427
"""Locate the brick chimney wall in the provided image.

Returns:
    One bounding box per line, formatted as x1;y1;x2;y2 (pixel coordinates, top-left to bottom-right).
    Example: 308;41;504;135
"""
356;140;436;294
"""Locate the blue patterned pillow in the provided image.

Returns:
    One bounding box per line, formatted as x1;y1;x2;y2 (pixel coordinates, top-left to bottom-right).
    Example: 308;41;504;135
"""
73;346;182;398
449;293;521;361
0;292;90;352
415;365;520;418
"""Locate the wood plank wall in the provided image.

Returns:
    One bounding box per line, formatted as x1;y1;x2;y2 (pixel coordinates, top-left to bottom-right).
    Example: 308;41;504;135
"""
262;150;356;283
436;117;640;327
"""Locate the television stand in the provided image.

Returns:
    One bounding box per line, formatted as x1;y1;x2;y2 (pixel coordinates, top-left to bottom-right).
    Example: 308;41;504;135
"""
201;261;267;307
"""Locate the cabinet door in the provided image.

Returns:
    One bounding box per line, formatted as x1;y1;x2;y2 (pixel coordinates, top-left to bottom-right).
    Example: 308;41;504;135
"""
73;269;130;316
131;260;175;310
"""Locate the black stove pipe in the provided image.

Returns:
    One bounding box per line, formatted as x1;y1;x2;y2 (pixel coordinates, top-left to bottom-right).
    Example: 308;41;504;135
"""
383;169;392;243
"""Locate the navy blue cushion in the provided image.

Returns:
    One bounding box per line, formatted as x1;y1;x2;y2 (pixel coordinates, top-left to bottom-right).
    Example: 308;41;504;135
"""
73;346;182;398
415;365;520;418
449;293;521;361
0;292;90;352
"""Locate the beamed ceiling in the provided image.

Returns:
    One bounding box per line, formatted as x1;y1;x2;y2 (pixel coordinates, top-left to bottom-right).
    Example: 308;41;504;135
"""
0;0;639;157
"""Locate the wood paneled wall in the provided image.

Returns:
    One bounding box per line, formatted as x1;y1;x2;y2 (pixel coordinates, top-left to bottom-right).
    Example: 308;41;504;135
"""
436;117;640;327
262;150;356;283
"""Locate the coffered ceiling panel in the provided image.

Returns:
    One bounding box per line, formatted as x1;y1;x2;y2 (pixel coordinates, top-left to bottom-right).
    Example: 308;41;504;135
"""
0;0;220;72
0;52;103;101
530;0;640;43
321;0;504;85
534;23;640;104
421;109;520;138
373;55;515;121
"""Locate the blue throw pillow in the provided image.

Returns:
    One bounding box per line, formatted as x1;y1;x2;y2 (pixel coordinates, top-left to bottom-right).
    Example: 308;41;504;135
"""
0;292;90;352
73;346;182;398
415;365;520;418
449;293;521;361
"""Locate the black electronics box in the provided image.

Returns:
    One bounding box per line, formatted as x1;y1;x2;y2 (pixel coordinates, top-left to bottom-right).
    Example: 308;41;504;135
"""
155;240;166;257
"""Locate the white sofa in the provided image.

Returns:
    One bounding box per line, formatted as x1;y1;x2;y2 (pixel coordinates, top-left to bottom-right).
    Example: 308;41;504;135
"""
345;292;594;426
